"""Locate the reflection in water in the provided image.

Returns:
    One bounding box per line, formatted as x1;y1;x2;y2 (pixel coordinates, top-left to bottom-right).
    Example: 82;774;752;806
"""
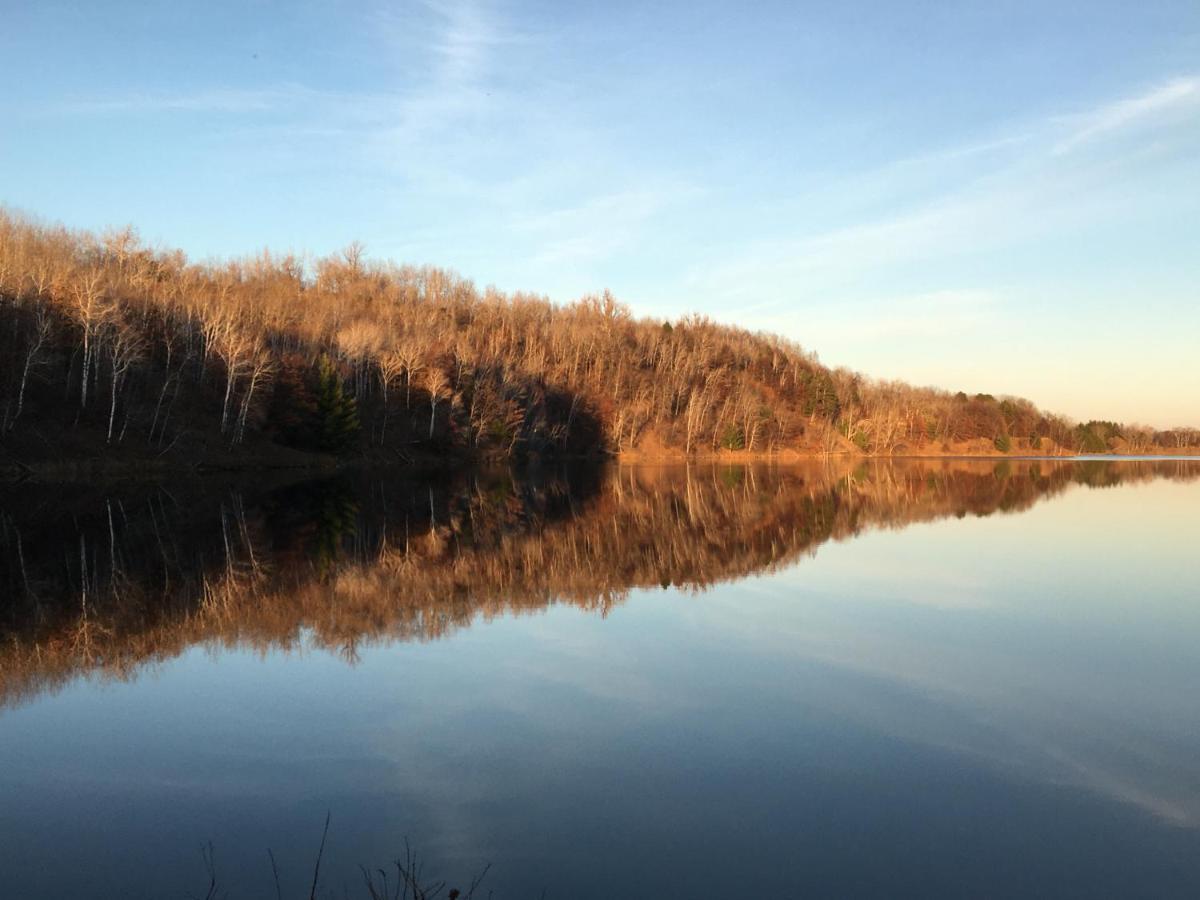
2;458;1200;898
1;458;1196;710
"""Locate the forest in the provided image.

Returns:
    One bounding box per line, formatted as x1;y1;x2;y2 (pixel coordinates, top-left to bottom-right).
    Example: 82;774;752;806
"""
1;209;1196;468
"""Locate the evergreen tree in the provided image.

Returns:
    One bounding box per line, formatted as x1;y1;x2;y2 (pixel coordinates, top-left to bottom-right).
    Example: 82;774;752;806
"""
315;355;360;453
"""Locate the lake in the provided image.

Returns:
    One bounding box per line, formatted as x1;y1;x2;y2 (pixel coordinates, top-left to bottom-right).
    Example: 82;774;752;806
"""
1;458;1198;898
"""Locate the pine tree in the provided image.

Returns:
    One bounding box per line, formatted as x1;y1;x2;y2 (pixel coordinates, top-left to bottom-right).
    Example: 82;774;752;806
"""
315;355;360;453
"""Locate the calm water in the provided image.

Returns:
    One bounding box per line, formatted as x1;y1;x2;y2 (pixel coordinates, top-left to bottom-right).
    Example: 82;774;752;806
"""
1;459;1198;898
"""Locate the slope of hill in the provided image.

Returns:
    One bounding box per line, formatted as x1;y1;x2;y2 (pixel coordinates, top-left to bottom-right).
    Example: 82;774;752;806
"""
1;210;1195;470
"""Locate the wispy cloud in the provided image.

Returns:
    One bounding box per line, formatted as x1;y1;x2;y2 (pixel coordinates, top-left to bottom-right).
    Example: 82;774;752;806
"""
351;1;694;281
420;0;508;85
53;1;516;136
516;186;694;268
368;0;527;136
1054;76;1200;154
692;74;1200;304
693;189;1026;303
41;0;688;286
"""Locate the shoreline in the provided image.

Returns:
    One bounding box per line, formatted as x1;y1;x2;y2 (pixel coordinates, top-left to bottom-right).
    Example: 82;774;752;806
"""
614;447;1200;464
4;447;1198;482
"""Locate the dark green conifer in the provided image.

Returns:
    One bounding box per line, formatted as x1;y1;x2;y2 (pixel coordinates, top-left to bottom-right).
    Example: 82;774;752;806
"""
315;355;360;453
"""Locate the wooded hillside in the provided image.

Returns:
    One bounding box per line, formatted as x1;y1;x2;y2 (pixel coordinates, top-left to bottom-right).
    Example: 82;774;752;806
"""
1;210;1195;465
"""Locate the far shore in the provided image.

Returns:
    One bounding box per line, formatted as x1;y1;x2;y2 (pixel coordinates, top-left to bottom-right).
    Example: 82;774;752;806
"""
618;448;1200;462
3;445;1198;482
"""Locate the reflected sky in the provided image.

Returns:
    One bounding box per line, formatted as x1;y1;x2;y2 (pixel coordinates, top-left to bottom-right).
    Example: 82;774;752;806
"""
0;461;1198;898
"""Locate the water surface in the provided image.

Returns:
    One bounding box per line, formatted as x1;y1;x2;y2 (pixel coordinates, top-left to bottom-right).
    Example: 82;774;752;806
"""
1;459;1198;897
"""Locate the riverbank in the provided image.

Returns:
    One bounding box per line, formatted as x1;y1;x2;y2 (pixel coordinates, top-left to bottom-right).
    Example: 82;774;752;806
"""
615;443;1200;464
6;443;1198;482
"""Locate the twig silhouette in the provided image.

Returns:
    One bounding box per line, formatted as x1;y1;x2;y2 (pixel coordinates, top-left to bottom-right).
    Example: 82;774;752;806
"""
309;811;332;900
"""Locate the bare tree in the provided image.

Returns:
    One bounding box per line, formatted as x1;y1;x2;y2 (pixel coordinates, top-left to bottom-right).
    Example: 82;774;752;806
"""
6;303;52;431
233;346;275;444
425;368;450;440
68;269;112;408
106;322;145;443
377;350;406;445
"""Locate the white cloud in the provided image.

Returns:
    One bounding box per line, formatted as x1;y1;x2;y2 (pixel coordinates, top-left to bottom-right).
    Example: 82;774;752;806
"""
516;187;690;268
691;74;1200;305
420;0;505;85
1054;76;1200;155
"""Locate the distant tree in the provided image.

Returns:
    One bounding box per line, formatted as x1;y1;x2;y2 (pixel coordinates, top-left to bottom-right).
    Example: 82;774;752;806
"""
315;355;360;453
799;369;839;420
5;303;52;431
1074;421;1120;454
377;350;407;445
720;422;745;450
105;320;145;444
425;367;451;440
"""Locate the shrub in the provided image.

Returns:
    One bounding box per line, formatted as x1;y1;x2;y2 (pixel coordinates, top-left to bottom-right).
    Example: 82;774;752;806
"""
720;423;745;450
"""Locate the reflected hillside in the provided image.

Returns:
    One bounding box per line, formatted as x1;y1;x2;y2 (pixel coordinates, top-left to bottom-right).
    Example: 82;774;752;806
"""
1;458;1197;709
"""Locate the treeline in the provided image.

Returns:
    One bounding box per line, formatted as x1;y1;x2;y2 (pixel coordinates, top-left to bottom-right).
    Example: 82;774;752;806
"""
1;210;1195;462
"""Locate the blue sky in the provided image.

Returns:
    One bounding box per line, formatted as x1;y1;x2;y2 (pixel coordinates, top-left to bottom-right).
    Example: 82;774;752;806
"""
2;0;1198;425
